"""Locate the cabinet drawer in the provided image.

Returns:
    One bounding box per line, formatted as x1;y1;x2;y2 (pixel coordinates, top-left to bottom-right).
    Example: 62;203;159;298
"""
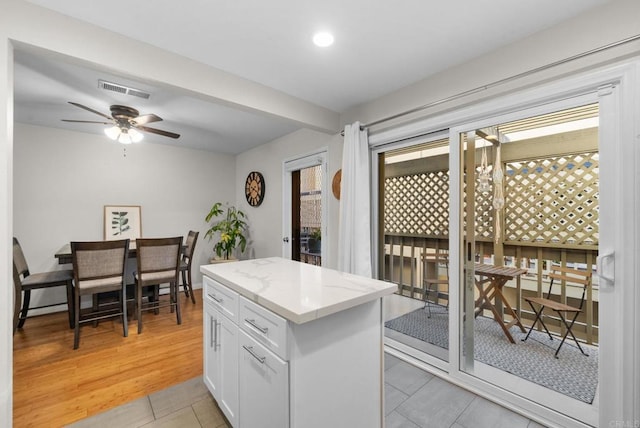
204;276;239;323
238;329;289;428
239;296;288;361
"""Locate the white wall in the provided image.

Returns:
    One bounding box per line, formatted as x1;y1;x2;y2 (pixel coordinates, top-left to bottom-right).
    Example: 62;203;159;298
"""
13;123;235;311
235;128;343;268
342;0;640;131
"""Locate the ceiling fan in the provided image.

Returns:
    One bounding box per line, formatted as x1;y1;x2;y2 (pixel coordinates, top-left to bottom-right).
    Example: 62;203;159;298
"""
62;102;180;144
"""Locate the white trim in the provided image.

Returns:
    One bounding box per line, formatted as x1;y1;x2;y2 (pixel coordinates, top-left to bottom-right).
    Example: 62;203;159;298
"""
596;62;640;428
0;38;13;428
369;62;633;148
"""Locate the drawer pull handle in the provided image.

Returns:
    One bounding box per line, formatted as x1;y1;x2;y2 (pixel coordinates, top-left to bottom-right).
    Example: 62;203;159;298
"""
209;316;218;351
209;293;224;304
213;319;219;350
243;345;266;364
245;318;268;334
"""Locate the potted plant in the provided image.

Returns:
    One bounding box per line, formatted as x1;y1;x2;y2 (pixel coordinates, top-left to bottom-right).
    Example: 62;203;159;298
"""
205;202;248;260
308;228;321;253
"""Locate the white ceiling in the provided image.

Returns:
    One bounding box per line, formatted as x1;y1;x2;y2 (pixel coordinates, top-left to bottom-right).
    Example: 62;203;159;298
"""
14;0;612;153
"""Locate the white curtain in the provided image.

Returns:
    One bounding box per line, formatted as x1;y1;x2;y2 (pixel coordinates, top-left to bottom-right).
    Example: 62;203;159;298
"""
338;121;372;277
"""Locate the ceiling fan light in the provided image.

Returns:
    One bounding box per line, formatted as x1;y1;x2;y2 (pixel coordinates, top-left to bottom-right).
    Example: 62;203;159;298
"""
104;125;121;140
128;128;144;143
313;31;334;47
118;130;133;145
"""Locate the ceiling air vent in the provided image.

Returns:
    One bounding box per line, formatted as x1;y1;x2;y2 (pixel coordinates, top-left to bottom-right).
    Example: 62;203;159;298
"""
98;79;151;99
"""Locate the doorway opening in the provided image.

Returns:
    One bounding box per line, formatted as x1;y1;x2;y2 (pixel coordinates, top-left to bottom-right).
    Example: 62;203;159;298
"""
283;151;327;265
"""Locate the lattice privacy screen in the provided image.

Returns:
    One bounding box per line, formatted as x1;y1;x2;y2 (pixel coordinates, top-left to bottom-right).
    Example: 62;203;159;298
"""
385;171;450;237
384;152;599;247
300;165;322;230
504;152;599;246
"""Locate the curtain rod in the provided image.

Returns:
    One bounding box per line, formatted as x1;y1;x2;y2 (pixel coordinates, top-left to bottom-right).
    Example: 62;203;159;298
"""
340;33;640;136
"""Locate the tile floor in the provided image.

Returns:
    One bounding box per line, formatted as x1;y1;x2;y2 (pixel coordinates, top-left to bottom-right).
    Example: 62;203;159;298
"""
67;353;546;428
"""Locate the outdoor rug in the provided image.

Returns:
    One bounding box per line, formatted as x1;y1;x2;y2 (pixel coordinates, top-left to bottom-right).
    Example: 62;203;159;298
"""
385;306;598;404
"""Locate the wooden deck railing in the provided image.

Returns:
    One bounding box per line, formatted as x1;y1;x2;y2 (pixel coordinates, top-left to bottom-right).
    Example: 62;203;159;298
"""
382;234;599;345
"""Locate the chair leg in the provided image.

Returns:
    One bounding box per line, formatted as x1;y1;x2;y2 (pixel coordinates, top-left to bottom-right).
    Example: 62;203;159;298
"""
154;285;160;315
169;283;175;314
13;286;21;335
423;282;432;318
121;289;128;338
92;294;99;328
17;289;31;328
73;292;81;349
137;283;143;334
554;311;588;358
66;280;74;329
186;270;196;304
174;282;182;325
181;270;189;297
522;302;553;342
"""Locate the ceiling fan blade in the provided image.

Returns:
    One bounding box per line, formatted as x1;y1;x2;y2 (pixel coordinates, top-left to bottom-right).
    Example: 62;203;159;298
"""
61;119;112;124
68;102;113;120
133;114;163;125
137;125;180;139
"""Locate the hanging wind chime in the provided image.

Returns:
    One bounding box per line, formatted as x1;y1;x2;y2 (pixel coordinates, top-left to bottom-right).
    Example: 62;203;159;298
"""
492;135;505;244
478;145;491;193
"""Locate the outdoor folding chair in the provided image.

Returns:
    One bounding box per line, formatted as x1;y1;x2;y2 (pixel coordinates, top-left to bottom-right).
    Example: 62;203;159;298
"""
422;251;449;318
522;265;592;358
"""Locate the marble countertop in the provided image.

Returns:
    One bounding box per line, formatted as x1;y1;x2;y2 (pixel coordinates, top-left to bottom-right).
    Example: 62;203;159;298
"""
200;257;396;324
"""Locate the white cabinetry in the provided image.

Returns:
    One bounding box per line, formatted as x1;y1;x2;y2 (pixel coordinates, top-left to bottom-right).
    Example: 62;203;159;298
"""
202;258;396;428
203;277;239;427
238;329;289;428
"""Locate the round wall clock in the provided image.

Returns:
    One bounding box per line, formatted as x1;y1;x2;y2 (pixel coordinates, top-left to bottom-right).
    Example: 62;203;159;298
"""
245;171;265;207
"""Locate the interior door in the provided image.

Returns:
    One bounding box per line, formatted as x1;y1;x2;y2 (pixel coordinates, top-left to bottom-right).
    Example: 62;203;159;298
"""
282;151;327;265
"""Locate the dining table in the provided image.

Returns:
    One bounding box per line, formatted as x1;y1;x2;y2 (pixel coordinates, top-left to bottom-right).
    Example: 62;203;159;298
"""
473;263;528;343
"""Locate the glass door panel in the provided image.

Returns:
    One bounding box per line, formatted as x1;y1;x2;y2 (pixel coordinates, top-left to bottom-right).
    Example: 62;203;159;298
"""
298;165;322;266
458;104;600;424
381;139;451;362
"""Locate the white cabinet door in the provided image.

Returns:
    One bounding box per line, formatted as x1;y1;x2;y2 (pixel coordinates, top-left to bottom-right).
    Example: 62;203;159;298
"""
218;312;239;427
238;329;289;428
203;301;220;398
204;301;239;427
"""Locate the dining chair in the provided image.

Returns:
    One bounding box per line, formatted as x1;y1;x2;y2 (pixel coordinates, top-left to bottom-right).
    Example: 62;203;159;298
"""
422;250;449;318
13;237;75;330
134;237;183;334
522;265;592;358
70;239;130;349
180;230;199;304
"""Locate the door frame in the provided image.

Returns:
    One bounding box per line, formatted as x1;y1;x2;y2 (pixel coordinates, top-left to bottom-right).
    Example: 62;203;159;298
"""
282;149;328;261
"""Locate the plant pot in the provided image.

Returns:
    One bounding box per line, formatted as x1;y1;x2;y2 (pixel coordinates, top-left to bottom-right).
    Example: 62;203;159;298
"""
308;238;321;253
209;256;238;264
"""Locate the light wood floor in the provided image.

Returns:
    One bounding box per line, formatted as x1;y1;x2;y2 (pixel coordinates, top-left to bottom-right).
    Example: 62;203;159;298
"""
13;289;204;428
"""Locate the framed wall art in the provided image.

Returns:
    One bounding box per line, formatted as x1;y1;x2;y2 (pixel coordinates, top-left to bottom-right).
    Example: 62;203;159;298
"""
104;205;142;240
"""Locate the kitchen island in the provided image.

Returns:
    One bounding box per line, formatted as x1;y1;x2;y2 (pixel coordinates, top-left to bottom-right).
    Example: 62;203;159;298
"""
200;257;396;428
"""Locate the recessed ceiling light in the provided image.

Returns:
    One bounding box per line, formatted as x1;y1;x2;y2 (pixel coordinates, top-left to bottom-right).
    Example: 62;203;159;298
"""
313;32;334;47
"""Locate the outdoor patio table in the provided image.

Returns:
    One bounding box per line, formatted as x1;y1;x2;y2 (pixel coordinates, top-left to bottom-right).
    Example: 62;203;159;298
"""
474;263;528;343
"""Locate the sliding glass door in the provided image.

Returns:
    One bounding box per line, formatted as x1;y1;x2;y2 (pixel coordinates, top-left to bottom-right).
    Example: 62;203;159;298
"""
455;102;602;425
378;134;451;364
